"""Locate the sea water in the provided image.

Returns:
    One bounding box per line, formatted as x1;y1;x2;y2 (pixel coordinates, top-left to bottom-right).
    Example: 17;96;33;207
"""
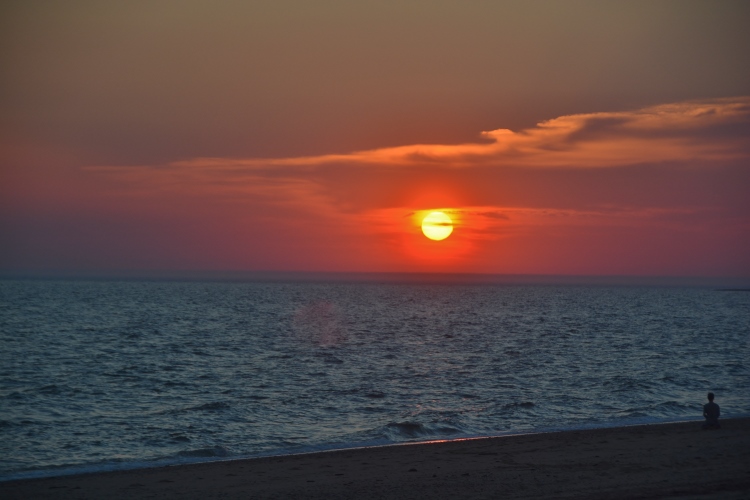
1;279;748;480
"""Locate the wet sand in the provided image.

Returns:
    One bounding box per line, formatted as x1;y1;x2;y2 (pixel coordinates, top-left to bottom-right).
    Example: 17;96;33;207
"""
3;418;749;499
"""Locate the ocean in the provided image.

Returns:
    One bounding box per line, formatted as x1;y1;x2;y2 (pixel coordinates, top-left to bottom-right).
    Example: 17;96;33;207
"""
1;278;748;480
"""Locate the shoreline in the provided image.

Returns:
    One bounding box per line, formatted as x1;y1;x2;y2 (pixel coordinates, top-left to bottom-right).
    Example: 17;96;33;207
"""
3;418;749;499
0;415;726;483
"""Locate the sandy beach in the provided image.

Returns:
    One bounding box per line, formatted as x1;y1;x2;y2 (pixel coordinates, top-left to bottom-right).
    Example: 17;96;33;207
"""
3;418;749;499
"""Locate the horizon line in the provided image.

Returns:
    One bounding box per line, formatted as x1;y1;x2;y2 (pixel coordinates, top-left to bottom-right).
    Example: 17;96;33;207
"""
2;269;749;287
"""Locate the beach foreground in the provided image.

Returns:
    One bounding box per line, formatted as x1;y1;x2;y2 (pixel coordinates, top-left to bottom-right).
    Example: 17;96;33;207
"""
3;418;749;499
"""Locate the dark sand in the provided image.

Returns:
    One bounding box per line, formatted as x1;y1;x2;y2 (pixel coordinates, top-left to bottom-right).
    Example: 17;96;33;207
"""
3;418;749;499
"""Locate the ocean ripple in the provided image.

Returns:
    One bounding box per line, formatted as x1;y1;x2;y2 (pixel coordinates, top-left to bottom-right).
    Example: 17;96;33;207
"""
0;280;748;479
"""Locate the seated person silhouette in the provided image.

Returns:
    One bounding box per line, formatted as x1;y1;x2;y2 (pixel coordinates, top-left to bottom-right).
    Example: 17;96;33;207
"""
702;392;720;429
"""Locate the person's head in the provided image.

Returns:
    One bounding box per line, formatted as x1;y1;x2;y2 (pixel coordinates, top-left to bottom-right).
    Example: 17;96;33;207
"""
708;392;715;402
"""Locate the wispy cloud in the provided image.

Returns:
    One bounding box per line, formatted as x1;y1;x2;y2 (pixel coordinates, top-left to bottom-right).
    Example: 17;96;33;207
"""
92;96;749;176
85;97;750;220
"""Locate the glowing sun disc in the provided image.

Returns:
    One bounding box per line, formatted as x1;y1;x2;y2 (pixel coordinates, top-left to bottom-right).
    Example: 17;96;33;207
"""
422;211;453;241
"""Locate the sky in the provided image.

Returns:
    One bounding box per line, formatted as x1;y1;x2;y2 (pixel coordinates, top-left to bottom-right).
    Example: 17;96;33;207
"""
1;0;749;278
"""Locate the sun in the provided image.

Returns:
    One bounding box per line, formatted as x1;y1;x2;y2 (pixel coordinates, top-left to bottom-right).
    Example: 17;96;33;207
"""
421;211;453;241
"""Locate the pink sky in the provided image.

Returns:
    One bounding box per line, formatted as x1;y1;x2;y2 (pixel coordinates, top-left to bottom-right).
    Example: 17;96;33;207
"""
1;2;749;278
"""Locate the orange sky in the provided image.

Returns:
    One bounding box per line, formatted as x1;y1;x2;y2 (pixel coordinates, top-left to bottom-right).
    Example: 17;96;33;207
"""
1;2;749;278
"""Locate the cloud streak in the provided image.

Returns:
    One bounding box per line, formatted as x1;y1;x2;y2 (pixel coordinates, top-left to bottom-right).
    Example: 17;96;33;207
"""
99;96;749;176
85;97;750;217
